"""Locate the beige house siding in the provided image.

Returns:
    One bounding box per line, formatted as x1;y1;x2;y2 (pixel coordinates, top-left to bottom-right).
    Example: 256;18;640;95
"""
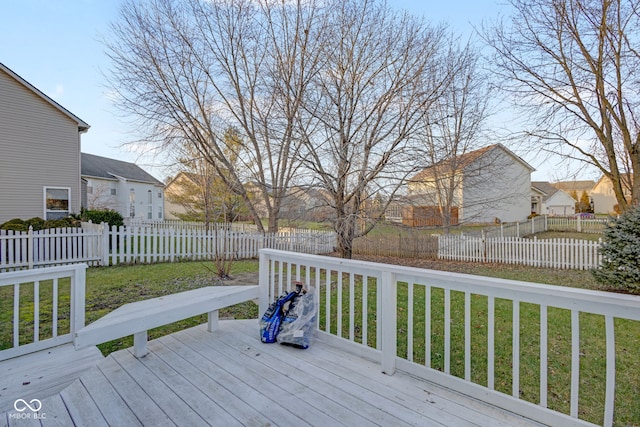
0;66;85;223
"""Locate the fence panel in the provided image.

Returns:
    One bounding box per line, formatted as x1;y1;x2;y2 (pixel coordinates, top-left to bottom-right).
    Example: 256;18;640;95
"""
0;227;102;271
103;225;336;266
438;235;602;270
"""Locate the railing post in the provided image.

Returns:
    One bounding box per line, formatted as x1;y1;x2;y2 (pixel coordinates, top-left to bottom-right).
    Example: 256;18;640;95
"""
258;250;270;315
71;264;87;336
380;270;397;375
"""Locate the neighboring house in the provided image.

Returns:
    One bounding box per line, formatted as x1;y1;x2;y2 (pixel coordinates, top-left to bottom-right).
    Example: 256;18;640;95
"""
280;186;334;222
164;171;196;220
551;180;595;198
408;144;534;224
531;181;576;216
81;153;165;220
591;174;633;214
0;62;89;223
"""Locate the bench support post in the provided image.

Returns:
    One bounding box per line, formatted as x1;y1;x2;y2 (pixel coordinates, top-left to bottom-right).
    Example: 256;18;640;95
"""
208;310;219;332
133;331;148;358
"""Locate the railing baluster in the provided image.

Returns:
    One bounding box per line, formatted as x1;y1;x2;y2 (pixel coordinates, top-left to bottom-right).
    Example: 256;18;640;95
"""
52;278;59;337
337;272;343;338
325;269;331;333
603;315;615;427
513;299;520;398
570;310;580;418
444;288;451;374
540;304;548;407
34;280;40;342
13;283;20;347
362;274;368;346
407;282;414;362
349;272;355;341
488;296;495;390
425;285;431;369
464;292;471;381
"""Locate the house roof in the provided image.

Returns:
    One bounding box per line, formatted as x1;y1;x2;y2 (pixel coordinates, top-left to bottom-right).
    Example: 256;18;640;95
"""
81;153;163;186
0;62;90;132
551;180;595;194
409;144;535;182
532;181;558;196
532;181;576;202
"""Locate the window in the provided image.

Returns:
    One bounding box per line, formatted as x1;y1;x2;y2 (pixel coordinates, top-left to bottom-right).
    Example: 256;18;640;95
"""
129;189;136;217
87;186;93;195
147;190;153;219
157;191;162;199
111;182;117;196
157;206;163;219
44;187;70;220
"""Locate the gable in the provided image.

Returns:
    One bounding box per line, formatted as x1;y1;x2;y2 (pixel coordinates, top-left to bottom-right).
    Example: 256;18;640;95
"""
546;189;576;206
410;144;534;183
0;63;89;132
0;65;91;223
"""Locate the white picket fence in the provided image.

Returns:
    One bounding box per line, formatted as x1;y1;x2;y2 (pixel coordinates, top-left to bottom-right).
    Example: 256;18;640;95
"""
438;235;602;270
105;224;335;265
0;227;103;270
0;223;336;270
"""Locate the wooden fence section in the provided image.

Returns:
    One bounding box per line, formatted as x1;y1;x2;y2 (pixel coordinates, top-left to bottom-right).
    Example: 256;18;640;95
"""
0;227;103;270
0;224;336;270
438;235;602;270
353;234;439;258
106;225;335;265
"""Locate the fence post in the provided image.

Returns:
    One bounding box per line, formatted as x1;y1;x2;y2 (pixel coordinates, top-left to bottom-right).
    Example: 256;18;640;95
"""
100;223;108;266
380;270;397;375
27;226;34;269
577;215;582;232
516;222;520;238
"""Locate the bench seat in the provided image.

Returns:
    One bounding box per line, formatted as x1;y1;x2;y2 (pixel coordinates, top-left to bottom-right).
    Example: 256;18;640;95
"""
74;285;259;357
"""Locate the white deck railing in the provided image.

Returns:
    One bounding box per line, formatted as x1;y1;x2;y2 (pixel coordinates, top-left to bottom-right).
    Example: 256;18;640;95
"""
0;264;86;361
258;249;640;427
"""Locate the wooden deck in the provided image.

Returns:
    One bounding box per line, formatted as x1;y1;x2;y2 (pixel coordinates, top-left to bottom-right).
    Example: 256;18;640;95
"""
1;320;542;426
0;343;103;415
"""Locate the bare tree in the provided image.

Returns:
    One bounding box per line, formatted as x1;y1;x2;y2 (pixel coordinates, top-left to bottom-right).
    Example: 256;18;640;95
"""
483;0;640;210
297;0;447;258
411;38;493;231
166;138;248;228
106;0;324;232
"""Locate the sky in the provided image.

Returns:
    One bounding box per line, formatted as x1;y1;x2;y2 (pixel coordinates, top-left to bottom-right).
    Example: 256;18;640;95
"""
1;0;590;183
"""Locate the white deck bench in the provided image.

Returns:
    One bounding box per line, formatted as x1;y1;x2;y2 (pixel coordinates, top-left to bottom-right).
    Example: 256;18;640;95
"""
74;285;260;358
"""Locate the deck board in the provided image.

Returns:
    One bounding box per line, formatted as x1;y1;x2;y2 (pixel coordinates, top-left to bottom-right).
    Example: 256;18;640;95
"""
0;344;103;414
2;320;544;426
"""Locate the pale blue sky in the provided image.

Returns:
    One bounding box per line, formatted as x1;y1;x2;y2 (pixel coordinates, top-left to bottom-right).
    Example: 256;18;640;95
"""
3;0;566;182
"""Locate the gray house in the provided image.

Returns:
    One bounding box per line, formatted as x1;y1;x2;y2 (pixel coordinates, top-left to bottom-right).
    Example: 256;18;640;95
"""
0;62;89;223
81;153;165;221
